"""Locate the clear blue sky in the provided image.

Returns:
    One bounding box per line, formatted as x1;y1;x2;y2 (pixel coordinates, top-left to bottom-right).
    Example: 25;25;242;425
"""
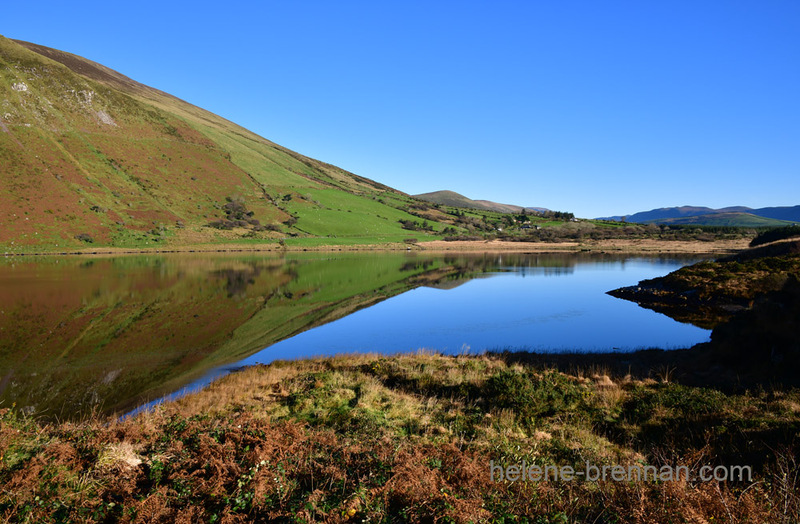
4;1;799;217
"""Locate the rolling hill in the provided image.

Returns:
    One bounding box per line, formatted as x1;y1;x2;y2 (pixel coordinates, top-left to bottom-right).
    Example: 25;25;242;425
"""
599;205;800;227
0;36;457;251
414;190;548;214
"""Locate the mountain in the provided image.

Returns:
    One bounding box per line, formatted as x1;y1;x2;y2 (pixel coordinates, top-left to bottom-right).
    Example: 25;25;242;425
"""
751;205;800;222
598;205;800;227
0;36;455;251
414;190;548;214
600;206;720;223
653;212;793;228
414;190;520;213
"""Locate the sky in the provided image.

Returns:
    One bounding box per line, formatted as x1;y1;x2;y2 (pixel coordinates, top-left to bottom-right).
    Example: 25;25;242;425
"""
3;1;799;217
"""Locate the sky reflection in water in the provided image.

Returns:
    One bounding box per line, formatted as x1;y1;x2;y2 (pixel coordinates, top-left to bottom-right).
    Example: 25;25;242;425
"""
241;258;708;363
127;256;708;417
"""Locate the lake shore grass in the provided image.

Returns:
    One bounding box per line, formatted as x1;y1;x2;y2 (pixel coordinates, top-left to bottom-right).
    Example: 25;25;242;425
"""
2;237;751;258
2;350;798;523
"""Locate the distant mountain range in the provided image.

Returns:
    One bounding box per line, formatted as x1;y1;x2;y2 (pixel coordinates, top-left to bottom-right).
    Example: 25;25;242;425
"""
414;190;549;214
597;206;800;227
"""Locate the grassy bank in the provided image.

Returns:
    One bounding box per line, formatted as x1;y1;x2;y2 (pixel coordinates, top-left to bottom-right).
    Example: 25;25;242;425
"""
2;352;799;523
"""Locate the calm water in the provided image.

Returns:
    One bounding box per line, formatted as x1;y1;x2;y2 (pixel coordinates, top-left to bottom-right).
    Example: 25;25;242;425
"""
244;258;704;357
0;253;707;419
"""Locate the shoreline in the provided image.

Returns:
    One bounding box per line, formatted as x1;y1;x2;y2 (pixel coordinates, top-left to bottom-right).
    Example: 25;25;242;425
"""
1;238;751;257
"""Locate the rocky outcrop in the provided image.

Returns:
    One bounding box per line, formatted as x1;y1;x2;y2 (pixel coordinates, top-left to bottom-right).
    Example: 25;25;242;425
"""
607;281;749;328
608;240;800;328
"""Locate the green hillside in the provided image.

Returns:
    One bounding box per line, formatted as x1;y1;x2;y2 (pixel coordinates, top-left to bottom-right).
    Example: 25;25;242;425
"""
0;37;459;252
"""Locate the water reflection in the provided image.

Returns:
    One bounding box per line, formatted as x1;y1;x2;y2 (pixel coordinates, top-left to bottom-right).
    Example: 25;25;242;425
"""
0;252;705;420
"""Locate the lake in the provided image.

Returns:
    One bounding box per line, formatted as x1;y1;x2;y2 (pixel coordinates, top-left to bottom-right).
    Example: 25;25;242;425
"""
0;252;708;420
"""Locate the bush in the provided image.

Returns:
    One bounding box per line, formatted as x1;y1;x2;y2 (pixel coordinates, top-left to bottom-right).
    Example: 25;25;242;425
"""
620;384;726;425
207;219;231;230
207;196;268;231
398;219;433;231
483;370;584;423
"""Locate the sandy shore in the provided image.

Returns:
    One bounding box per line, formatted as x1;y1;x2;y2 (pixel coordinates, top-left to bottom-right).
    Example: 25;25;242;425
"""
418;238;750;254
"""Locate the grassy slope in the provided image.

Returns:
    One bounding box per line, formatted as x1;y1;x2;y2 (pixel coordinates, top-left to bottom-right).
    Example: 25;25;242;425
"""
0;36;457;252
2;352;798;522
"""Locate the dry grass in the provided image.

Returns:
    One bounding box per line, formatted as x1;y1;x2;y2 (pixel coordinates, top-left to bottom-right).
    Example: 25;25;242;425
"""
96;442;143;470
2;352;799;522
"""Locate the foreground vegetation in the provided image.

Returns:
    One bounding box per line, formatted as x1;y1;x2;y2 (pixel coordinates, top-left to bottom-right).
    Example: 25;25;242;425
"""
2;350;799;523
